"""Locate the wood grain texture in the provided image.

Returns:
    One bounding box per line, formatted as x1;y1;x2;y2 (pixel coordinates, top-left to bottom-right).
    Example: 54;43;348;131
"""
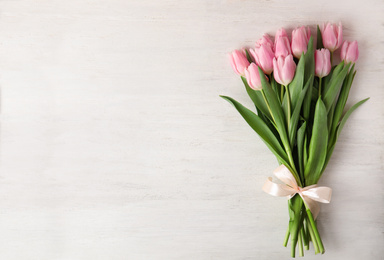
0;0;382;259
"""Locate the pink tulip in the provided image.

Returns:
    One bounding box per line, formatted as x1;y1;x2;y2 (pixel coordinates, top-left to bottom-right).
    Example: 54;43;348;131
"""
256;34;274;49
273;55;296;86
228;49;250;76
244;63;263;90
250;44;274;75
274;28;291;58
291;26;311;59
340;40;359;63
315;49;331;78
320;22;343;52
274;28;288;44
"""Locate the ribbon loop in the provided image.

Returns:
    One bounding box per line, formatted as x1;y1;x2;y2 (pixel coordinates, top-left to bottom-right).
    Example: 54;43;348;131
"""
262;165;332;218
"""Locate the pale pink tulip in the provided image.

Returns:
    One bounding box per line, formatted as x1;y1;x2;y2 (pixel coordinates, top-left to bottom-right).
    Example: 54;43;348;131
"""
250;44;274;75
320;22;343;52
228;50;250;76
244;63;263;90
315;49;331;78
274;28;291;58
274;28;288;44
291;26;311;59
256;34;274;49
273;55;296;86
340;40;359;63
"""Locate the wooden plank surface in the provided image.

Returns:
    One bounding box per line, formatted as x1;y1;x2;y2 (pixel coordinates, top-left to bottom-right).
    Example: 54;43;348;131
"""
0;0;382;259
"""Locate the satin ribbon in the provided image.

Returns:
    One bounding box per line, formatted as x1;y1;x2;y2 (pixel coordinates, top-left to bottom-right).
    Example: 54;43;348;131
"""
262;165;332;218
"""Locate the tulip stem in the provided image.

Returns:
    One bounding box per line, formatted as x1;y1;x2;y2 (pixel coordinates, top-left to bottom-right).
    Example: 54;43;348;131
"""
280;85;284;103
283;225;290;247
298;230;304;257
305;208;325;254
302;219;309;250
284;85;291;127
261;89;276;124
318;77;322;97
306;218;319;254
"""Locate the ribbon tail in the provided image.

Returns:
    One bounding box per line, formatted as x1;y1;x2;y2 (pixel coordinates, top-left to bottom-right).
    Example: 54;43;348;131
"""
303;187;332;203
301;195;320;219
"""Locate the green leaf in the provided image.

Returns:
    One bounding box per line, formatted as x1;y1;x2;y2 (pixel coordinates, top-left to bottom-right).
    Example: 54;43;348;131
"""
289;75;312;145
330;65;355;138
288;195;304;257
337;98;370;139
327;102;336;134
256;106;282;145
302;37;315;122
270;75;280;103
304;99;328;185
302;82;313;123
323;62;351;112
303;135;308;171
322;98;369;174
322;62;344;94
288;51;305;110
258;67;290;149
303;37;315;85
220;95;289;164
297;121;307;181
322;65;335;92
317;25;323;49
245;49;253;63
241;76;272;121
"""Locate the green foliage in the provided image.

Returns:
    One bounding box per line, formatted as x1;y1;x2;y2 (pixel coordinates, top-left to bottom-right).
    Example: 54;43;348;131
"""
220;95;289;166
322;97;369;173
316;25;324;49
304;99;328;185
222;43;368;187
289;76;312;146
302;37;315;123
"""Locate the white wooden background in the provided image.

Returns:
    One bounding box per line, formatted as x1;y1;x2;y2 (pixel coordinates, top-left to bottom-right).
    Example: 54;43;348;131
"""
0;0;382;259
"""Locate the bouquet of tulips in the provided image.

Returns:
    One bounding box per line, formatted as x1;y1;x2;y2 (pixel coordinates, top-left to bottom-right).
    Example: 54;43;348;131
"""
221;23;368;257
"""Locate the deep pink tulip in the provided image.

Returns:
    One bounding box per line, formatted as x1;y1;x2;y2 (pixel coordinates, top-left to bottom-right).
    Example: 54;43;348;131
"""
291;26;311;59
320;22;343;52
244;63;263;90
250;44;274;75
340;40;359;63
315;49;331;78
273;55;296;86
274;28;291;58
256;34;274;49
228;49;250;76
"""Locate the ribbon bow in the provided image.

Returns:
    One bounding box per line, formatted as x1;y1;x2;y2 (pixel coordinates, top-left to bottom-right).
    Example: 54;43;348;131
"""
262;165;332;218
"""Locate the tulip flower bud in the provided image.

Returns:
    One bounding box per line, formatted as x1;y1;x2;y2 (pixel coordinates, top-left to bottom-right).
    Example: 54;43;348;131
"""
273;55;296;86
340;40;359;63
320;22;343;52
274;28;292;58
315;49;331;78
274;28;288;43
256;34;274;49
244;63;263;90
250;44;274;75
291;26;311;59
228;49;250;76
